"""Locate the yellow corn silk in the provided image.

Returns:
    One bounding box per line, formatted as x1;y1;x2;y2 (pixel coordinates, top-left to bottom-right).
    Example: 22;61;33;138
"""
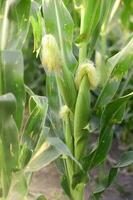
41;34;62;74
75;60;100;90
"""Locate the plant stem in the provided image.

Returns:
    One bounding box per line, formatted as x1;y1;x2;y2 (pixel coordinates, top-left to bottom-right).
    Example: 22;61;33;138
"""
0;65;2;95
79;6;88;63
71;183;85;200
69;5;91;200
1;0;10;51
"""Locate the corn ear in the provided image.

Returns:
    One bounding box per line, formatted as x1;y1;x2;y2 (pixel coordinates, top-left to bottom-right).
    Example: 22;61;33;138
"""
75;61;100;90
41;34;77;112
60;105;74;154
41;34;62;74
74;75;90;162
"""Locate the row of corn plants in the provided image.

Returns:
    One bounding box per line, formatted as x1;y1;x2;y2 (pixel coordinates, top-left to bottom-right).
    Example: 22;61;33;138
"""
31;0;133;199
0;0;133;199
0;1;78;199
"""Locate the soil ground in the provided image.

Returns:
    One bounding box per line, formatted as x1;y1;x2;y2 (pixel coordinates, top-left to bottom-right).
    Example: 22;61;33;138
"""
30;140;133;200
30;163;133;200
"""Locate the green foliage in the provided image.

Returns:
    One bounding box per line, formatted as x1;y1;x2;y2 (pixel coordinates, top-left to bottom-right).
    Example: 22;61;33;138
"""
43;0;77;71
0;0;133;200
0;93;19;197
0;91;49;199
30;0;43;54
0;0;31;50
91;151;133;199
0;1;77;199
0;50;25;129
121;0;133;31
37;0;133;200
96;38;133;108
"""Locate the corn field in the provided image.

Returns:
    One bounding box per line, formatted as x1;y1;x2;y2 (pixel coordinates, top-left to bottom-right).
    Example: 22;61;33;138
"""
0;0;133;200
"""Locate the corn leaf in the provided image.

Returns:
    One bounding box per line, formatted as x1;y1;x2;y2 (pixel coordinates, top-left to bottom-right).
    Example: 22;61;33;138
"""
83;127;113;171
90;93;133;168
121;0;133;31
0;50;25;129
6;172;27;200
46;76;63;139
0;0;31;50
61;175;71;197
20;94;48;168
27;193;47;200
100;92;133;134
42;0;77;71
90;151;133;199
26;140;61;172
84;92;133;169
76;0;105;44
96;37;133;108
26;137;82;172
0;93;19;197
43;0;77;111
30;1;42;54
115;151;133;168
6;172;48;200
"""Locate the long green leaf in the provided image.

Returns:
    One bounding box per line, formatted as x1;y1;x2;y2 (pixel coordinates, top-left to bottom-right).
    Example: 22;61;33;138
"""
43;0;77;111
76;0;104;45
100;92;133;134
0;50;25;129
84;92;133;169
0;0;31;50
30;0;43;54
0;93;19;197
43;0;77;71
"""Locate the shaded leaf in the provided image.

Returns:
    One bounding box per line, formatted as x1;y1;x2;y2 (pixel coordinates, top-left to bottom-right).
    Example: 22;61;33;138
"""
0;50;25;129
100;92;133;133
0;0;31;50
90;151;133;199
0;93;19;197
96;37;133;108
30;1;43;54
7;172;27;200
26;137;82;172
20;94;48;168
115;151;133;168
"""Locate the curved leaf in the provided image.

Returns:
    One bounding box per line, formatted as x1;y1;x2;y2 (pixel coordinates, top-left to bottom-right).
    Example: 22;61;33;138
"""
100;92;133;133
20;94;48;168
96;37;133;108
90;151;133;199
84;92;133;170
26;137;82;172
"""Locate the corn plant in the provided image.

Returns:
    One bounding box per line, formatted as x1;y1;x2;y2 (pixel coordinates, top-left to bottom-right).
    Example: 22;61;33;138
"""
31;0;133;199
0;1;78;199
